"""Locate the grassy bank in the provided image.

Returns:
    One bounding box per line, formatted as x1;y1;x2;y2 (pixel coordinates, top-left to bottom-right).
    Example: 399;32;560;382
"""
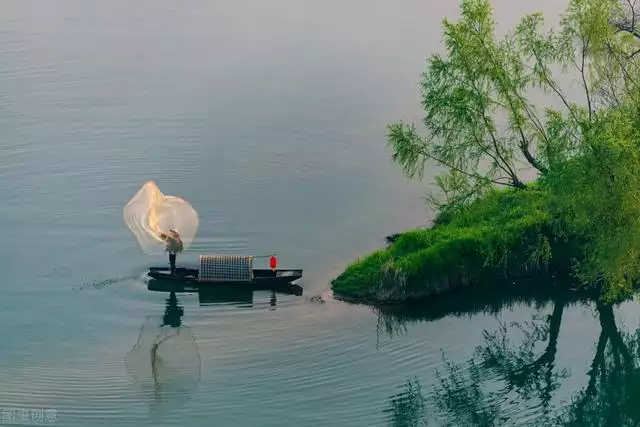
331;185;580;303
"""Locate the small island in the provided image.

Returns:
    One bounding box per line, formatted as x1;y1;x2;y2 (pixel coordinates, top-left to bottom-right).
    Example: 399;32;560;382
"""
332;0;640;306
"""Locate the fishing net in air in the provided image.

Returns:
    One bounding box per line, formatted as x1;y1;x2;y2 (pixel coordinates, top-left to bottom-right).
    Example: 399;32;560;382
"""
125;293;201;418
123;181;199;255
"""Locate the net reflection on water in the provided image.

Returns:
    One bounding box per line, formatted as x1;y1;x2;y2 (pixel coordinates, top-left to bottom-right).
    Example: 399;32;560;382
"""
125;292;202;419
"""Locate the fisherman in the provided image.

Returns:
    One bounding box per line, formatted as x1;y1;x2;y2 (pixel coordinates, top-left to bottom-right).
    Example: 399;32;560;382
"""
159;229;184;274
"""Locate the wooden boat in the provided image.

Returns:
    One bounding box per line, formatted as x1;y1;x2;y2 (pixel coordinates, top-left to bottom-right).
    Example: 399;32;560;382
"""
147;254;303;288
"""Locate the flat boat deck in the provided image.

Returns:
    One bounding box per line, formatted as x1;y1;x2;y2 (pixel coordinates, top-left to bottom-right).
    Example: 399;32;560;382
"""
147;266;303;288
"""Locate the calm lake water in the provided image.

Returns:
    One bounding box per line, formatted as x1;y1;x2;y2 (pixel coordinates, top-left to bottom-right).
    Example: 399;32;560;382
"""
2;0;639;426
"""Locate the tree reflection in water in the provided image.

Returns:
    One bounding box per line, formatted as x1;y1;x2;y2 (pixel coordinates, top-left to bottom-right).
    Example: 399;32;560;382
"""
555;301;640;426
383;378;428;427
376;278;640;425
473;292;569;416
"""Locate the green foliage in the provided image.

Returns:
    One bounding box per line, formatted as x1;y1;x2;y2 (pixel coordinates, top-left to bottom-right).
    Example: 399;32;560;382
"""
331;187;555;301
374;0;640;302
387;0;610;213
331;249;393;299
387;0;547;210
544;103;640;301
514;0;640;300
388;0;639;207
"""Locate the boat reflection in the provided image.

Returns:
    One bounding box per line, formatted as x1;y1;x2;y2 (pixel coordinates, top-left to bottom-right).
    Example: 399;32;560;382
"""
146;277;304;308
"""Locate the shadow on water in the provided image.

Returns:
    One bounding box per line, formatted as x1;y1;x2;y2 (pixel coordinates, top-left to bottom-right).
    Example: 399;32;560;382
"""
376;276;640;426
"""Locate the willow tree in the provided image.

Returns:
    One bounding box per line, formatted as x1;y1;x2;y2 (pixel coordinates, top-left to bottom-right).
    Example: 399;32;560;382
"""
541;0;640;301
388;0;638;207
388;0;544;213
389;0;640;300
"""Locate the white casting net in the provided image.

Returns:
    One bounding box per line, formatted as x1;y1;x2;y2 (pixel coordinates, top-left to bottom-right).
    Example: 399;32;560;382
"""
123;181;199;255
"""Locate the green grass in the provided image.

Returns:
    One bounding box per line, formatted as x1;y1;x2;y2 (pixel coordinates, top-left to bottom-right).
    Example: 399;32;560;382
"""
331;185;562;302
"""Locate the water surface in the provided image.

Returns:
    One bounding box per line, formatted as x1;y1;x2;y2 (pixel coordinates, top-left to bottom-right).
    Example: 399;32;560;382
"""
1;0;634;425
